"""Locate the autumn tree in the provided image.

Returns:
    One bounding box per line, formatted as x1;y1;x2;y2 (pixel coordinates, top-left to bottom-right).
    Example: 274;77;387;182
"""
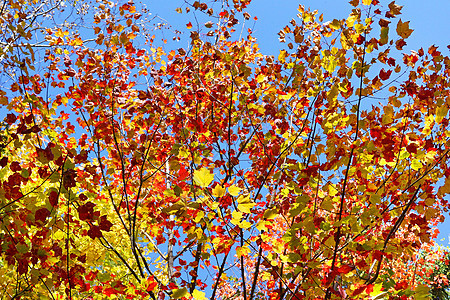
1;0;450;299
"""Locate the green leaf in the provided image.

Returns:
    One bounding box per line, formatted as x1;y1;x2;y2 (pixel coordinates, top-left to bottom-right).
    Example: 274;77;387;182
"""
193;168;214;188
16;243;29;254
414;284;430;300
380;27;389;45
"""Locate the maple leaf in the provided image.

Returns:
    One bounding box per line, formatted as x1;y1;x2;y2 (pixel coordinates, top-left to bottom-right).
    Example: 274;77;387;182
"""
379;69;392;81
78;202;95;221
35;207;50;224
388;1;403;16
0;157;7;167
99;215;113;231
63;168;77;189
4;113;17;125
88;225;103;239
172;288;189;299
193;167;214;188
396;19;413;39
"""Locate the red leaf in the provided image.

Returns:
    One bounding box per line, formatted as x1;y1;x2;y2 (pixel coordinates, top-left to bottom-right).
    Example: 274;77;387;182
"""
99;215;113;231
35;207;50;224
5;113;17;125
387;57;396;66
8;173;23;186
396;39;407;50
63;169;77;189
406;143;418;154
78;202;95;221
352;285;366;296
17;259;28;275
337;265;354;274
87;225;103;239
0;157;8;168
64;54;71;67
379;68;392;81
49;190;59;207
10;161;22;172
65;67;76;77
356;35;365;45
366;284;374;294
178;165;189;180
147;281;158;292
103;287;119;296
394;280;408;290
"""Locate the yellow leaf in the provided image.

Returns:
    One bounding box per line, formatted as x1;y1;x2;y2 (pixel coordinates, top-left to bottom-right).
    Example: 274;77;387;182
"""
231;211;243;225
256;74;265;83
411;159;423;171
240;220;252;229
212;185;226;197
329;19;340;30
382;105;394;124
192;289;207;300
263;208;278;220
324;57;337;73
438;177;450;196
193;168;214;188
194;211;204;223
172;288;189;299
237;195;255;214
238;202;255;214
55;29;68;38
436;105;448;123
228;185;241;196
278;50;287;63
396;19;413;39
388;2;403;16
362;0;372;5
327;84;339;106
346;14;358;27
369;283;386;299
349;0;359;7
116;24;124;32
236;246;250;257
370;194;381;204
